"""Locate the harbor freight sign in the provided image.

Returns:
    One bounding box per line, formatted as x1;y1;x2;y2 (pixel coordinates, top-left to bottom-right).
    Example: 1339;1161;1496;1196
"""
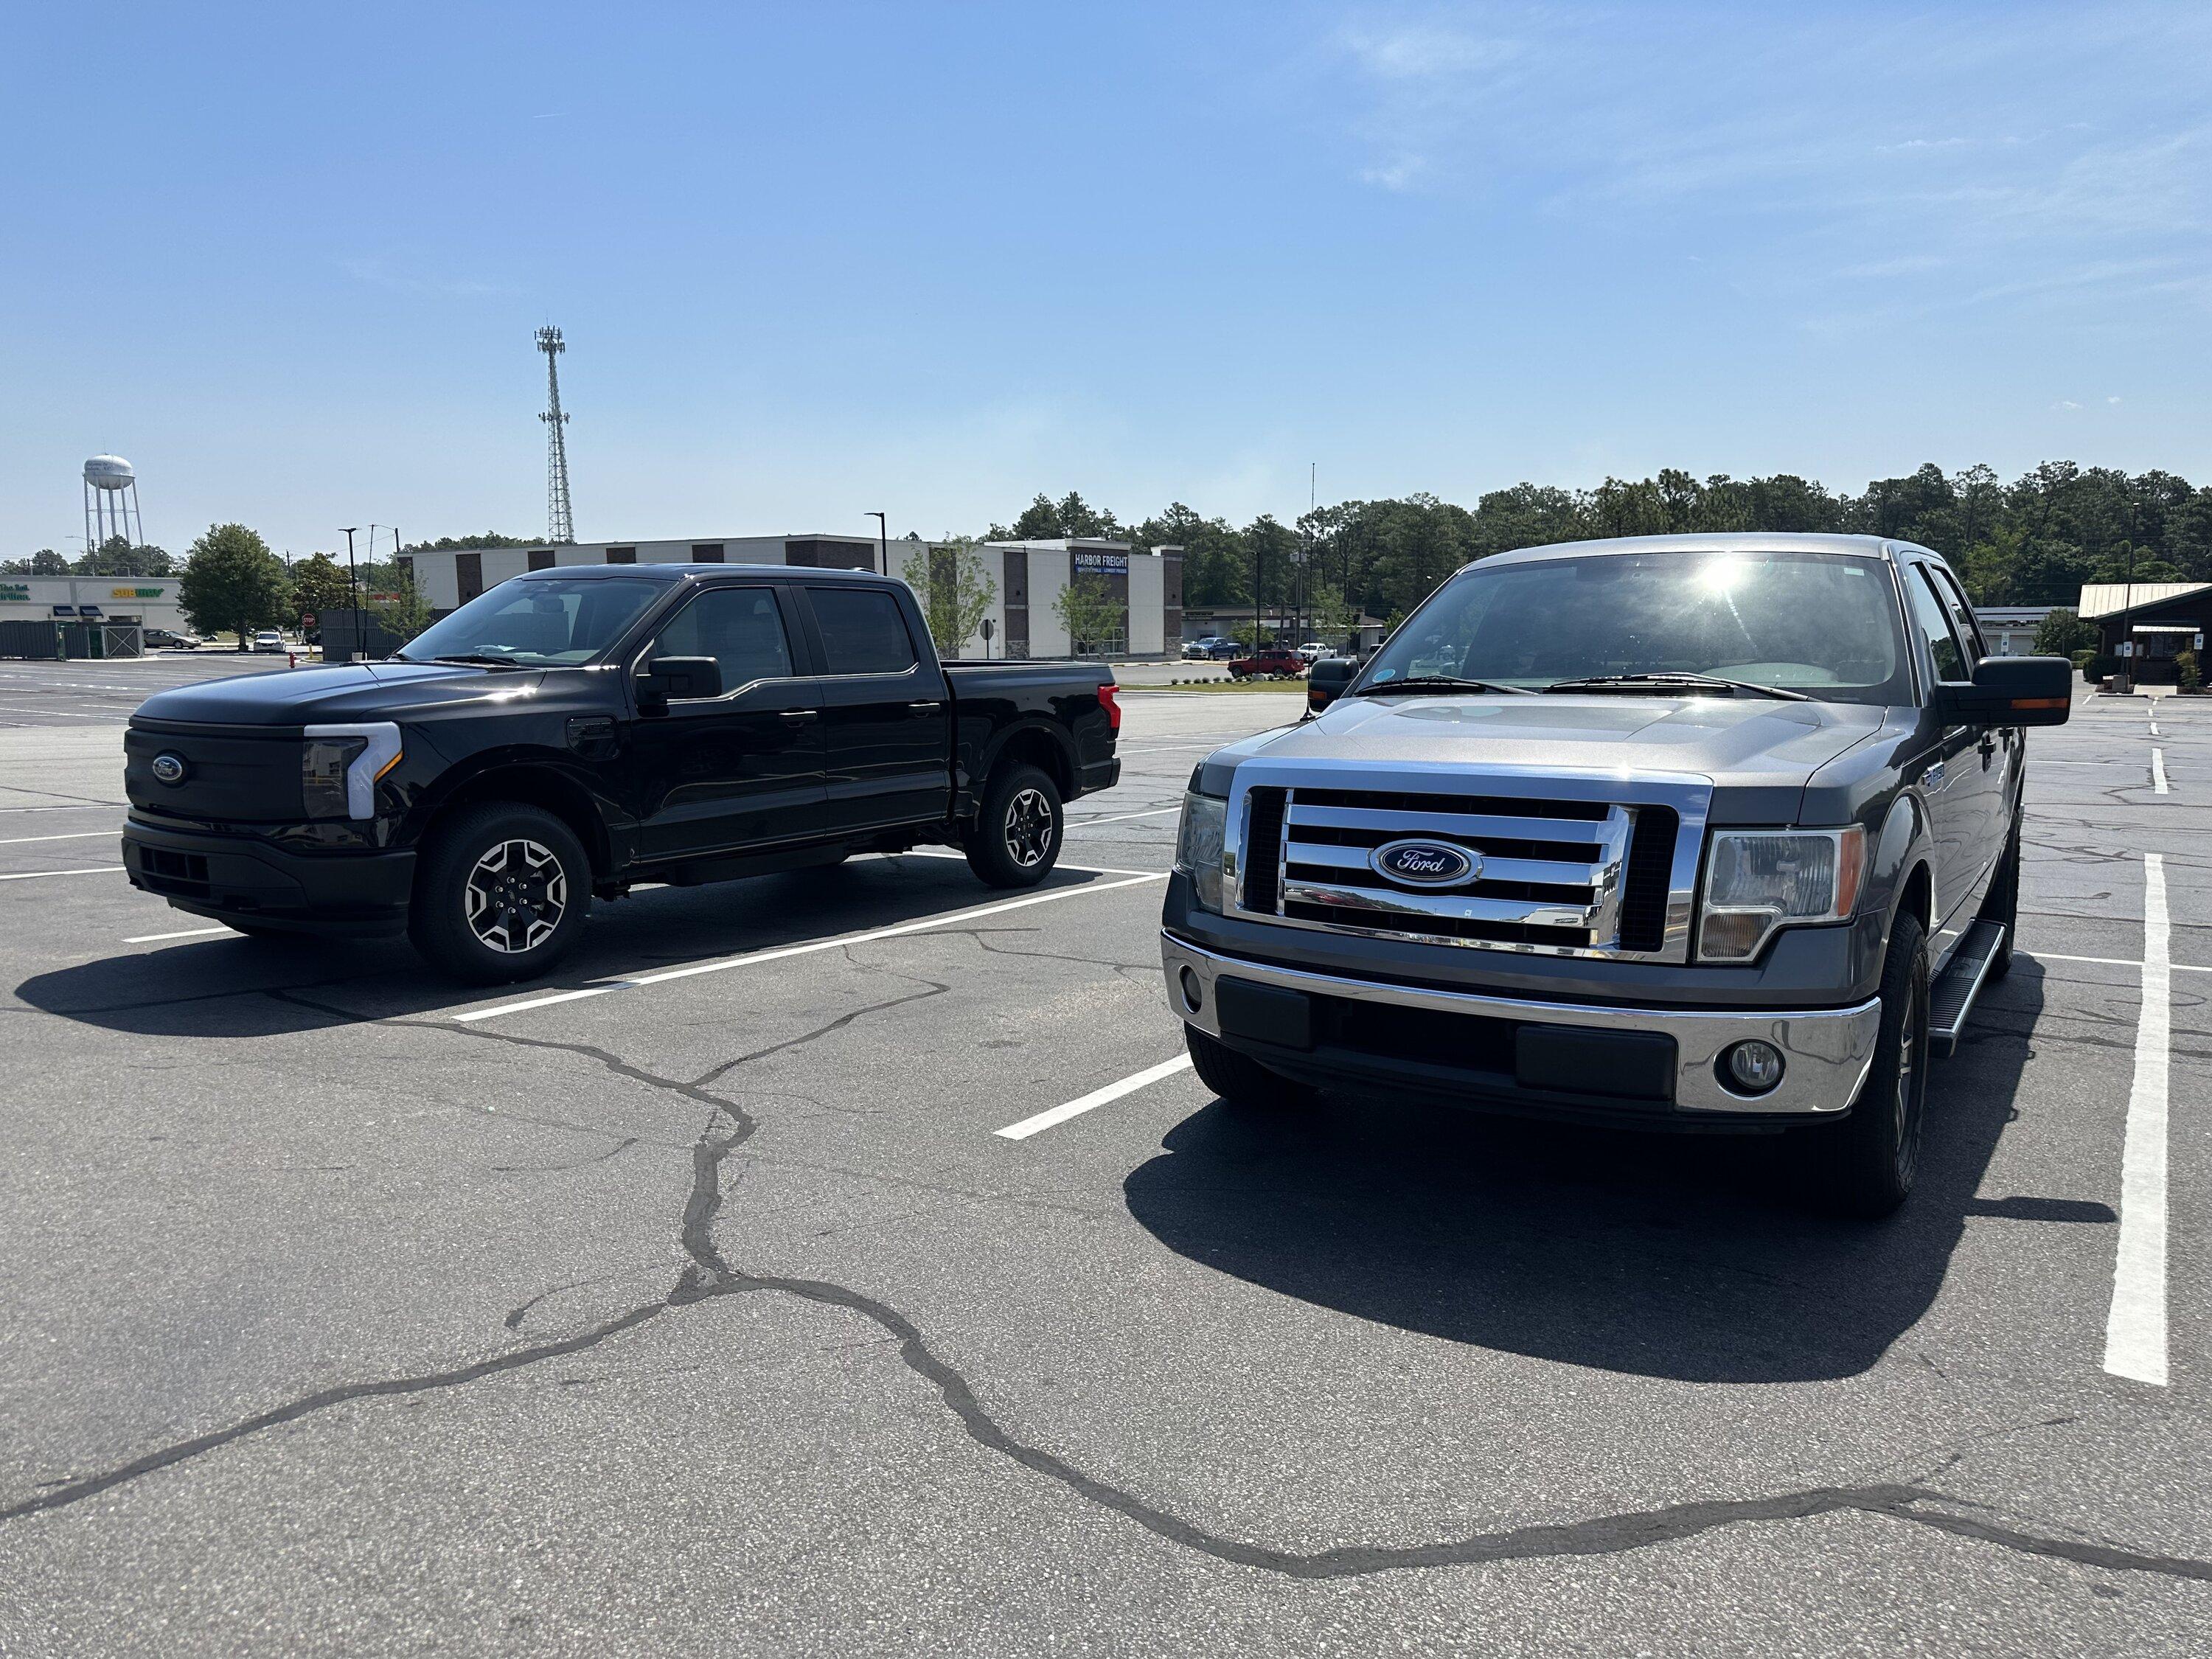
1072;549;1127;577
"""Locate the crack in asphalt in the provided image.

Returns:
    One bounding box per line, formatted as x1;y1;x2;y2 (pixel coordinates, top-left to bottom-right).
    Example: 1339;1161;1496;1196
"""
12;981;2211;1587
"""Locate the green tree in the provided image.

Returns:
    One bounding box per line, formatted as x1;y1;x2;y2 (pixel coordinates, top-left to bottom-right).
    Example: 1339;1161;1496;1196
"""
2031;610;2096;656
1051;574;1123;657
990;491;1124;542
178;524;291;648
72;537;173;577
899;538;998;655
371;585;434;646
287;552;352;626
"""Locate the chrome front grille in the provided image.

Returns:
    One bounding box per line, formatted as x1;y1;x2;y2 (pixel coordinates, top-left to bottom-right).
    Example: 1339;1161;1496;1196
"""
1232;766;1709;962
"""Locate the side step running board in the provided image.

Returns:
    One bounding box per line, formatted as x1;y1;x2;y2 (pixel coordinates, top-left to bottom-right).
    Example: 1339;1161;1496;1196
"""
1928;920;2006;1058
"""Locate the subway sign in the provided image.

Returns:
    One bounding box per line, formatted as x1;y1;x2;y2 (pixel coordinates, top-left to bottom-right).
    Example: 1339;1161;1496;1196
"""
111;586;165;599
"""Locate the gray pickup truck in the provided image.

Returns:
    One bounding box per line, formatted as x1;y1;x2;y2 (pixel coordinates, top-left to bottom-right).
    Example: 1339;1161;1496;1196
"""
1162;533;2073;1215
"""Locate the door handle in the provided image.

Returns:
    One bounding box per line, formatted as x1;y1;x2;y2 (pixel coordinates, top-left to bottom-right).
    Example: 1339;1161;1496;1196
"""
908;700;942;714
780;709;818;723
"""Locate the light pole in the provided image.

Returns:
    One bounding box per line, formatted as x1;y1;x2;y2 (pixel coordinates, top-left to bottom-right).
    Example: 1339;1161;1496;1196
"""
341;528;360;662
2118;540;2138;693
866;512;888;576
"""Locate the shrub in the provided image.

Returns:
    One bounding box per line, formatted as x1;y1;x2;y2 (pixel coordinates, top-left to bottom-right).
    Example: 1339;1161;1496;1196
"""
2179;649;2202;692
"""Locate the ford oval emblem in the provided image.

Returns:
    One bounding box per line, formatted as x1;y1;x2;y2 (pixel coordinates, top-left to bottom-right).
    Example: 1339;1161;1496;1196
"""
150;752;188;786
1371;838;1478;888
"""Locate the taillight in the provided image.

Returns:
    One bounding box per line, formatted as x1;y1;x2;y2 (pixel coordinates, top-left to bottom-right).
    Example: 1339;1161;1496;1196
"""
1097;681;1121;732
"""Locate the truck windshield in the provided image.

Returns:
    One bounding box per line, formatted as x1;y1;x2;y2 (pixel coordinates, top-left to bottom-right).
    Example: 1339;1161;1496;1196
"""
1361;549;1911;705
395;577;665;668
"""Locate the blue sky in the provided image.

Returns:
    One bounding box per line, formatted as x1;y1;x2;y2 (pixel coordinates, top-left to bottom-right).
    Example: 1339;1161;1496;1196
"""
4;3;2209;560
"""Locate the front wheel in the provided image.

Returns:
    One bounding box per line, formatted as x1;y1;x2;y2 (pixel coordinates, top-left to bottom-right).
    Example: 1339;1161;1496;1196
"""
1186;1026;1315;1112
409;803;592;984
1795;911;1930;1218
962;765;1063;889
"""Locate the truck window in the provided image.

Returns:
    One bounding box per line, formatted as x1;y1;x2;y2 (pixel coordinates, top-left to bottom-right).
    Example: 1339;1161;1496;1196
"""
1904;567;1970;683
809;588;918;675
1926;566;1986;665
653;587;794;695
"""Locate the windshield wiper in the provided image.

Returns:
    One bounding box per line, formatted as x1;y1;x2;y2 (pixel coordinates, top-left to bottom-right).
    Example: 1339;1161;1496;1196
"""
1355;675;1534;696
1541;672;1809;702
420;653;524;668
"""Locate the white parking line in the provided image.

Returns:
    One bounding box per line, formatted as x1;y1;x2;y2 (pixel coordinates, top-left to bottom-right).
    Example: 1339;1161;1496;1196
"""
456;871;1169;1023
2152;748;2169;794
1067;806;1181;829
0;830;116;846
2036;950;2212;975
122;925;232;944
0;866;125;882
2104;852;2170;1388
0;706;125;720
995;1054;1193;1140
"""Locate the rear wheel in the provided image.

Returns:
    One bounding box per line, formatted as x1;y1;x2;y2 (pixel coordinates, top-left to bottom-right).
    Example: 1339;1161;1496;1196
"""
1186;1026;1315;1111
409;803;591;984
1795;912;1929;1218
962;764;1063;888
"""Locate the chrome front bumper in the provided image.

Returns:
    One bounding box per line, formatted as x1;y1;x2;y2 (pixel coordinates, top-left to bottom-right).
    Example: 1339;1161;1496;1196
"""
1161;932;1883;1118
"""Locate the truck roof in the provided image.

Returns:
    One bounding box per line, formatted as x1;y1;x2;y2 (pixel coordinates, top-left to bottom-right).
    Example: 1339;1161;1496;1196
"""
509;562;894;585
1476;532;1939;571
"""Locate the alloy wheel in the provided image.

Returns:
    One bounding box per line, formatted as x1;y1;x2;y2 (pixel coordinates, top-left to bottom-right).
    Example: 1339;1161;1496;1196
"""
1003;787;1055;869
465;838;567;953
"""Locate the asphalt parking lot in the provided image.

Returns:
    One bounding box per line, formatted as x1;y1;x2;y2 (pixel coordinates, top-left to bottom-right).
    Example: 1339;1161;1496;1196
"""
1;664;2208;1654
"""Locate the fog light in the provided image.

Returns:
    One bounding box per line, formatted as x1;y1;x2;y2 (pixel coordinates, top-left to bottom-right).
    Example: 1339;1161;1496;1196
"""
1179;966;1204;1014
1722;1040;1785;1095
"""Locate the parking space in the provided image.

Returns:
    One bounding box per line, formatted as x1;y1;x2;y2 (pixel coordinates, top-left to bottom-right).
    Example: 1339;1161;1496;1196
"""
1;669;2208;1652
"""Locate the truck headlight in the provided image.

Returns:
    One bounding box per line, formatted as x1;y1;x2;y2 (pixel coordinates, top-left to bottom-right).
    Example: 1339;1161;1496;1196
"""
302;723;403;821
1698;826;1865;963
1175;790;1228;913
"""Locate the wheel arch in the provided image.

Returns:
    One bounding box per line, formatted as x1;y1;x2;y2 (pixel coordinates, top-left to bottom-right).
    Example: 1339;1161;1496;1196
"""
413;759;614;882
979;720;1077;800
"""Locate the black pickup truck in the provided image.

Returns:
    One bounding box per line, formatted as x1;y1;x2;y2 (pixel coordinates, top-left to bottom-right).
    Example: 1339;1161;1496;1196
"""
1166;533;2072;1216
122;563;1120;981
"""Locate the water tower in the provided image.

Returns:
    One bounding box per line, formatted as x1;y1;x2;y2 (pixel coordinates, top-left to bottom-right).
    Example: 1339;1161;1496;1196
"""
83;455;145;553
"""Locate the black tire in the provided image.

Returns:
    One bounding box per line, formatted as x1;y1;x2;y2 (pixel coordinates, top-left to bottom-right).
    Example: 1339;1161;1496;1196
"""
962;764;1063;889
408;803;591;984
1186;1025;1316;1111
1978;810;2020;981
1797;911;1930;1218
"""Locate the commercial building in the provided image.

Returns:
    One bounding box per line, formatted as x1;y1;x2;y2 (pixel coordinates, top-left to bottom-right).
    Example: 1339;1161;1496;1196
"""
2079;582;2212;681
1971;605;2061;658
0;575;188;630
398;533;1187;659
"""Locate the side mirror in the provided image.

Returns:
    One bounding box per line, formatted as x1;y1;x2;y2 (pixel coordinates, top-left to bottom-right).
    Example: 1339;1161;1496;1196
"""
1935;655;2072;727
1307;655;1358;715
635;655;723;713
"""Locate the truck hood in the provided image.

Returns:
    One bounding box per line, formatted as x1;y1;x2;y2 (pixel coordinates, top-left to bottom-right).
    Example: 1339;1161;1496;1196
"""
1232;693;1888;815
132;662;549;727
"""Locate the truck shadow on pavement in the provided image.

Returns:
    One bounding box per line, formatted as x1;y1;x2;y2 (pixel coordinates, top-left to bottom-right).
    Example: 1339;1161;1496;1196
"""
14;858;1130;1038
1124;964;2051;1384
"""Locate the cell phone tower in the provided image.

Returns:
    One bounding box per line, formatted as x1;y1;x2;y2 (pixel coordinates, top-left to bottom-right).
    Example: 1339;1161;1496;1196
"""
535;325;577;544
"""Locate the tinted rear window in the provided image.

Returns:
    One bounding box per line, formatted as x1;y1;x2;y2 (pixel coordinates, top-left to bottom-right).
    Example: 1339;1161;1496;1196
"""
809;588;918;675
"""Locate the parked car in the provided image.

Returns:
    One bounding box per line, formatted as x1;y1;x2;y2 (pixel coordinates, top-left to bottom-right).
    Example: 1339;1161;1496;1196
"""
122;564;1121;982
1226;647;1307;680
1183;637;1225;660
1297;641;1328;662
143;628;202;650
1166;532;2071;1217
251;630;286;654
